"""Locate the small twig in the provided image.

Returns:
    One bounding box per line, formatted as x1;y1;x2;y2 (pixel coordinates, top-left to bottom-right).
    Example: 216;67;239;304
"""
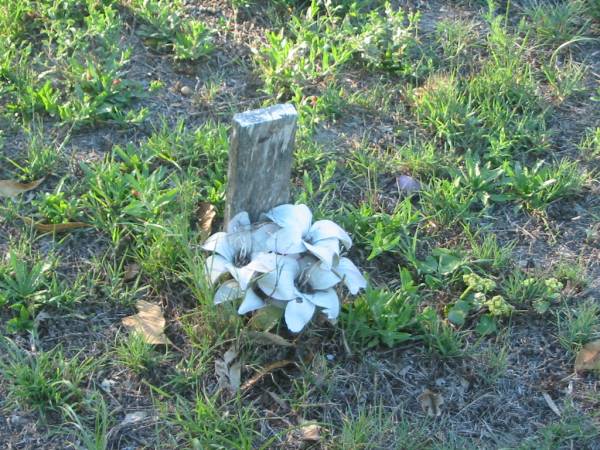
241;359;296;392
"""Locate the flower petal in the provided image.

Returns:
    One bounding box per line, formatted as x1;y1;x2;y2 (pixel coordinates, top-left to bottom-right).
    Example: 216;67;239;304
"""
285;298;316;333
334;257;367;295
227;211;251;234
298;256;340;290
257;256;299;301
303;288;339;320
202;232;234;261
266;227;306;255
245;252;278;273
307;220;352;249
251;223;279;255
227;230;253;259
304;238;340;270
266;204;312;236
214;280;243;304
205;254;229;284
237;289;265;315
226;263;255;291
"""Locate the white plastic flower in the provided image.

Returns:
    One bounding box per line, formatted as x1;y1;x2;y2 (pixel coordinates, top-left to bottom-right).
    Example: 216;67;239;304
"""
257;255;343;333
213;279;269;315
332;257;367;295
265;204;352;269
203;206;368;333
203;211;276;290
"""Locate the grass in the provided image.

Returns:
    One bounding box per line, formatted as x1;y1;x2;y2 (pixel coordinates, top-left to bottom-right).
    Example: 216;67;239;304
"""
0;0;599;448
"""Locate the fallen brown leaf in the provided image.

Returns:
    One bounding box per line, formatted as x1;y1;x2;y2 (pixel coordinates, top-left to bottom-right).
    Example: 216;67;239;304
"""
215;346;241;393
0;178;44;197
119;411;148;427
122;300;171;345
299;423;321;442
418;389;444;417
21;217;90;233
575;340;600;373
197;201;216;233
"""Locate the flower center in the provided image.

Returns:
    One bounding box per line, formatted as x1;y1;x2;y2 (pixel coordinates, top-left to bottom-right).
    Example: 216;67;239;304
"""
233;245;251;267
296;267;315;295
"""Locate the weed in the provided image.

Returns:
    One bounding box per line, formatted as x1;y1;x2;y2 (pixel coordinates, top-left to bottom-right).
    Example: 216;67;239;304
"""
412;75;481;151
5;128;60;181
128;0;214;61
519;404;600;448
356;4;431;79
579;127;600;161
343;270;420;349
0;339;96;415
337;405;429;449
172;395;262;449
420;177;477;228
81;143;179;240
464;228;514;272
523;0;590;47
0;249;76;331
504;159;585;211
557;300;600;354
116;331;165;374
419;306;465;358
61;393;111;450
33;188;80;224
253;2;355;98
435;18;480;67
502;269;564;314
0;0;145;125
542;58;587;102
338;198;421;261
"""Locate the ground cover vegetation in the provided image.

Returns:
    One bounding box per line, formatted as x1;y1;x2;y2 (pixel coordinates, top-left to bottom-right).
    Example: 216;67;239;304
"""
0;0;599;448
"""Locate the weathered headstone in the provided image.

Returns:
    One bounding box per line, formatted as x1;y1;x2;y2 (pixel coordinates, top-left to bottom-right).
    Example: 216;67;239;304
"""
225;104;298;223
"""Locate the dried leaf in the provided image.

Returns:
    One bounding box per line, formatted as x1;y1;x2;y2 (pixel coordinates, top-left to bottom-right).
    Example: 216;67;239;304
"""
21;217;90;233
215;346;241;393
542;392;561;417
122;300;171;345
0;178;44;197
575;340;600;373
35;222;90;233
418;389;444;417
246;330;293;347
248;305;284;331
197;201;216;233
120;411;147;427
123;263;141;282
299;423;321;442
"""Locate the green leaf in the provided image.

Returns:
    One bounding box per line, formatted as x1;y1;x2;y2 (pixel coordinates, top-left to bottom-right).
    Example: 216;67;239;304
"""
437;253;463;276
447;308;467;326
447;299;471;326
247;305;284;331
381;331;412;348
418;256;438;274
475;314;497;335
